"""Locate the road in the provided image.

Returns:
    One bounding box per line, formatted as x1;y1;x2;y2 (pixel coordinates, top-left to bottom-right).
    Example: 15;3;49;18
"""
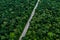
19;0;40;40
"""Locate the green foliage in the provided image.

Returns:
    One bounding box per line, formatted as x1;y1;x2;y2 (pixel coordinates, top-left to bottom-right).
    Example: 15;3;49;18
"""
48;32;54;37
23;0;60;40
10;32;15;39
0;0;60;40
0;0;37;40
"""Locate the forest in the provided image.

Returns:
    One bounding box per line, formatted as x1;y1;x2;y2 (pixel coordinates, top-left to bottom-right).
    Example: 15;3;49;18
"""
0;0;60;40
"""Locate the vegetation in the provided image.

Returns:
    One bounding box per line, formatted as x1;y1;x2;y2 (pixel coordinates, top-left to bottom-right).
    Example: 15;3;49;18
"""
23;0;60;40
0;0;37;40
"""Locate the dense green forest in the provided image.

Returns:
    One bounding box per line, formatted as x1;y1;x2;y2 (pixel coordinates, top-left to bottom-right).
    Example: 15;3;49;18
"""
0;0;37;40
23;0;60;40
0;0;60;40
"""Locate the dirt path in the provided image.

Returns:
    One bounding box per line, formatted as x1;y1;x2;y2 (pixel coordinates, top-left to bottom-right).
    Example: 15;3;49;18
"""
19;0;40;40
